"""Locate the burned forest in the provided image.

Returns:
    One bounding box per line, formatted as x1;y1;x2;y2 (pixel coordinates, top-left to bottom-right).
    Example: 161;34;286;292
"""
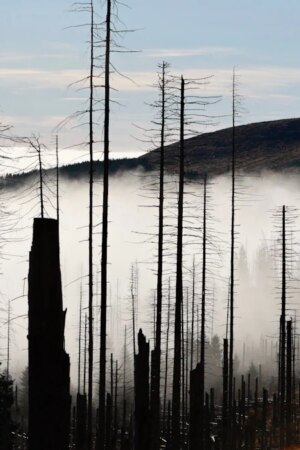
1;1;300;450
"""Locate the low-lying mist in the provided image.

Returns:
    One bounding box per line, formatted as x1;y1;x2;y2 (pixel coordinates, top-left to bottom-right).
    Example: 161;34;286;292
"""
1;168;300;390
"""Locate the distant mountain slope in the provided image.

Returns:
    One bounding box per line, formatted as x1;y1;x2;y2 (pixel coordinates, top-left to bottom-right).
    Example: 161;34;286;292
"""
137;117;300;176
4;118;300;186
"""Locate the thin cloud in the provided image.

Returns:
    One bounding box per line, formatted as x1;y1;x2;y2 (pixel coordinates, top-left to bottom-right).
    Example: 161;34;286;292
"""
0;52;78;64
144;47;240;58
1;65;300;96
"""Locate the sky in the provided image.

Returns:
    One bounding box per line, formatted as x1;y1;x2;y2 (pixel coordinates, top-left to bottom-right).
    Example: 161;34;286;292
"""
1;0;300;165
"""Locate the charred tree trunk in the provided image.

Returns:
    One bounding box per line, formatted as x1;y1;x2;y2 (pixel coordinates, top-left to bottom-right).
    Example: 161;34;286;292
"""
199;175;207;449
87;2;95;447
28;218;70;450
190;257;195;371
98;0;112;449
76;393;87;450
114;360;118;445
163;278;171;434
151;61;167;450
280;205;286;449
286;319;292;445
222;338;229;449
78;284;82;394
229;69;236;430
135;330;150;450
121;328;127;450
171;76;185;450
189;364;202;450
106;393;112;450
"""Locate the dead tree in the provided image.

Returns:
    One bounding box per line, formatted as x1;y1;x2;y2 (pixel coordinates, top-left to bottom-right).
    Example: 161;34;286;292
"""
185;287;189;422
76;284;87;447
76;393;87;450
171;76;185;450
223;338;229;449
56;134;60;224
121;327;127;450
229;68;237;434
199;175;207;448
24;136;45;218
6;299;11;380
190;257;196;370
114;359;118;444
28;218;70;450
189;363;202;450
280;205;286;448
78;283;83;394
150;61;168;450
135;329;150;450
84;313;88;395
163;277;171;434
87;0;95;445
98;0;112;448
286;319;292;445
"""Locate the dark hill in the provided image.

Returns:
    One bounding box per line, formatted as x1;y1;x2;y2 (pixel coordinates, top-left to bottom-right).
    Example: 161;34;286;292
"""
137;117;300;177
4;118;300;187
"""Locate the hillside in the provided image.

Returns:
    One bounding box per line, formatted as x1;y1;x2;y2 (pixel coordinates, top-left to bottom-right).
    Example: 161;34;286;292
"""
137;117;300;177
4;118;300;186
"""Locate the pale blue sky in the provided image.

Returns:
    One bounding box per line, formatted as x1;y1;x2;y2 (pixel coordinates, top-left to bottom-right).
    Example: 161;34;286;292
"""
1;0;300;162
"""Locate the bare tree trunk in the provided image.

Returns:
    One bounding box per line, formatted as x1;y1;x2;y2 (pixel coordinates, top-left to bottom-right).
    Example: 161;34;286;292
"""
135;330;150;450
88;2;95;446
199;175;207;449
56;134;59;223
162;277;171;435
280;205;286;449
185;288;189;422
190;257;195;371
223;338;229;449
150;62;167;450
286;319;292;445
172;76;185;450
38;146;44;218
6;300;10;379
121;327;127;450
78;284;82;394
155;61;166;345
84;313;87;395
229;69;236;433
181;300;185;438
114;360;118;444
99;0;111;448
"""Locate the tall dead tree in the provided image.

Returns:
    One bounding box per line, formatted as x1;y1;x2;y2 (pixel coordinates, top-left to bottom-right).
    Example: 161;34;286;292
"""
6;299;11;380
135;330;150;450
199;174;207;447
172;76;185;450
190;257;196;370
150;61;168;450
28;218;70;450
229;69;237;428
98;0;112;448
56;134;59;224
121;326;127;450
286;319;292;445
76;284;87;450
163;277;171;434
78;284;83;393
131;264;137;358
223;338;229;449
87;1;95;446
280;204;286;448
84;313;87;395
